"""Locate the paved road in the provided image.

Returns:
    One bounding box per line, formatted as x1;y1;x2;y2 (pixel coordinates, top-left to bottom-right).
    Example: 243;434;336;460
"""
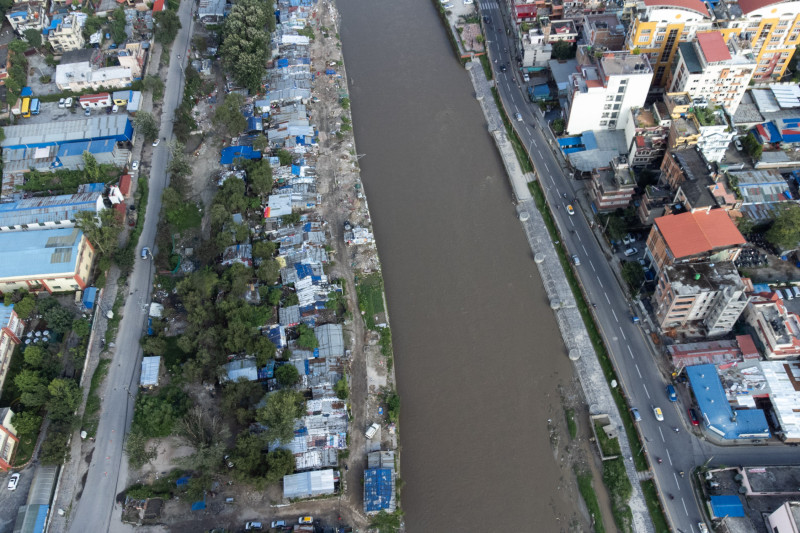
65;4;195;532
478;7;795;533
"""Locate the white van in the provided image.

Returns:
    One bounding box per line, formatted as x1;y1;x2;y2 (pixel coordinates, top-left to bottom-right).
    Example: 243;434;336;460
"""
775;288;784;300
365;423;379;439
624;247;638;257
784;288;794;301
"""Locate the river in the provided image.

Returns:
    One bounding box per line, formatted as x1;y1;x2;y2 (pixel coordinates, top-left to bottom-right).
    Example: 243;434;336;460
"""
337;0;582;529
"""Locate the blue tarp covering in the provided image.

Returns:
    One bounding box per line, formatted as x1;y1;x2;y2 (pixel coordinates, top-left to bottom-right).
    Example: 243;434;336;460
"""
752;283;771;293
581;131;598;151
32;505;49;533
563;146;585;154
558;136;582;148
304;359;310;375
277;58;289;68
710;495;745;518
176;476;190;486
686;365;770;440
325;69;336;75
364;468;393;512
81;182;106;193
257;359;276;380
295;263;313;279
246;116;262;132
21;87;33;97
220;146;262;165
292;164;302;175
191;500;206;511
82;287;98;310
532;84;550;97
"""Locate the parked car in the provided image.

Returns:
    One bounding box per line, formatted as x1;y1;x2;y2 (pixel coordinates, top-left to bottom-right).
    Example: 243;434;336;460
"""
131;160;139;171
298;517;313;524
442;3;453;8
572;254;580;266
523;73;530;82
365;423;380;439
623;233;634;245
688;408;700;426
514;112;522;122
84;109;91;116
734;138;743;151
64;97;73;108
667;385;677;402
500;64;507;72
483;15;491;23
271;521;286;528
624;247;638;257
141;247;150;259
152;138;161;147
653;407;664;421
7;473;19;491
631;408;642;422
58;98;65;108
566;205;575;215
245;522;262;530
463;0;473;4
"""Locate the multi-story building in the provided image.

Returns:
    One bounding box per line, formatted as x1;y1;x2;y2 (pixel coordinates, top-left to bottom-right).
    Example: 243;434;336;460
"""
668;31;756;114
653;261;749;336
645;209;745;272
0;408;18;471
660;147;718;211
624;104;670;167
5;0;50;35
45;14;85;53
0;46;8;86
744;292;800;359
522;27;553;68
54;62;133;92
637;183;673;225
588;155;637;211
694;109;737;163
0;228;95;294
0;304;24;405
542;18;579;43
0;184;110;232
625;0;712;87
664;92;736;162
566;47;653;134
116;41;147;79
582;13;627;49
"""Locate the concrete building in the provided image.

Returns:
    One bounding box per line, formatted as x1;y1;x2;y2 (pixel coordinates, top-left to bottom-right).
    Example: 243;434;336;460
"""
694;109;737;163
5;1;49;35
542;18;579;43
55;62;132;92
645;210;745;272
46;14;85;53
659;147;718;211
197;0;226;25
0;185;108;232
78;92;112;109
664;92;737;162
625;0;712;87
0;228;95;294
0;408;18;471
116;41;147;79
582;13;626;49
744;292;800;360
637;183;673;225
566;47;653;134
653;261;749;335
588;154;637;211
0;305;25;405
668;32;756;114
624;104;670;167
522;27;553;68
768;501;800;531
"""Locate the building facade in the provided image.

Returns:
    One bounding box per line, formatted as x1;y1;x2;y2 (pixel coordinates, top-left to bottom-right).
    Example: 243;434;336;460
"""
55;62;133;92
5;1;49;35
588;155;637;211
0;408;18;471
46;14;85;53
624;104;671;167
0;305;24;408
566;47;653;134
745;292;800;359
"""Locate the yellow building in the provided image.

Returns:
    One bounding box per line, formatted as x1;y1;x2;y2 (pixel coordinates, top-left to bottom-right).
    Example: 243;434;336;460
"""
625;0;713;87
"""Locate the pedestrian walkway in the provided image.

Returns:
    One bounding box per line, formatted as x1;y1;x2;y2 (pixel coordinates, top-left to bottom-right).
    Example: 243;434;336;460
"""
465;58;655;533
478;1;499;10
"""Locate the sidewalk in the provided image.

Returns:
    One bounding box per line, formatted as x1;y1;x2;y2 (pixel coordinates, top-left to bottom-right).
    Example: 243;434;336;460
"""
466;58;654;533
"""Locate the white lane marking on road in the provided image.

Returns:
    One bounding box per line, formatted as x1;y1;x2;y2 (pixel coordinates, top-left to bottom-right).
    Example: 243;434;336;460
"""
643;383;650;399
635;364;642;378
627;346;634;358
525;127;531;135
612;309;618;322
548;175;555;186
544;163;549;172
682;498;689;516
582;244;588;254
674;472;680;486
514;104;519;113
538;149;543;158
658;426;664;442
569;217;575;226
620;328;626;340
604;292;610;303
666;448;673;465
532;138;537;146
589;260;595;272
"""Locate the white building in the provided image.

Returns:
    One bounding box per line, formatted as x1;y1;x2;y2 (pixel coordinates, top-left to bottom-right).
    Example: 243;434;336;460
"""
744;292;800;360
55;62;133;92
668;31;756;115
5;1;49;35
566;47;653;135
695;109;737;163
522;28;552;68
46;14;85;53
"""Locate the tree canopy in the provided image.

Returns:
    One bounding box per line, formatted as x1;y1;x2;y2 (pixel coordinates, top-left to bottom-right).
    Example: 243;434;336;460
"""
133;111;159;143
153;10;182;45
213;93;247;136
220;0;274;92
255;389;305;444
75;210;122;257
766;203;800;251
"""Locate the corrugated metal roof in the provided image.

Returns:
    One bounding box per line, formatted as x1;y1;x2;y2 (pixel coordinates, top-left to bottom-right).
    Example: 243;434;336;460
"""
140;356;160;386
1;115;131;150
0;191;102;228
0;228;84;278
364;468;395;512
282;469;335;498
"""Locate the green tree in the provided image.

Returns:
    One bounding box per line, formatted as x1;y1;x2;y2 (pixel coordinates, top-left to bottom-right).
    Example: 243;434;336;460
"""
241;158;273;197
295;323;318;349
125;429;159;469
23;28;42;48
111;7;127;44
277;149;293;166
266;288;282;307
213;93;247;136
265;448;295;483
231;432;269;482
605;215;626;241
621;261;645;296
766;203;800;251
369;510;403;533
23;345;46;368
47;378;82;422
82;151;101;182
551;118;565;135
153;10;182;45
142;75;165;99
222;379;264;425
552;40;575;60
132;385;189;438
743;132;762;160
275;364;299;387
255;389;304;444
72;317;91;339
11;411;42;437
385;390;400;423
334;374;349;400
252;134;269;152
253;336;277;367
42;304;74;335
40;423;69;464
133;111;159;143
252;240;276;261
75;209;122;257
142;336;167;356
12;294;35;320
256;260;280;284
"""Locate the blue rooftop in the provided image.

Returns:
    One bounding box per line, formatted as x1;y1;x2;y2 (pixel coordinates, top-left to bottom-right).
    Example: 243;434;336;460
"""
0;190;103;228
686;365;770;440
364;468;394;512
220;145;261;165
710;495;745;518
0;228;85;278
0;304;15;326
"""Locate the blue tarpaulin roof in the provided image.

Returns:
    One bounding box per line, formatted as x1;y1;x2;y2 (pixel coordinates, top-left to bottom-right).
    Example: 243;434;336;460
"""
364;468;393;512
191;500;206;511
82;287;98;309
257;359;275;380
581;131;598;151
220;146;261;165
686;365;770;439
533;83;550;97
558;136;583;148
710;495;745;518
21;87;33;97
176;476;190;486
277;58;289;68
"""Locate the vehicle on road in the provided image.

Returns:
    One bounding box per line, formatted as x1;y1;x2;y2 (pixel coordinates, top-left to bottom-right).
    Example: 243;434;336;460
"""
463;0;473;4
8;473;19;490
631;315;640;324
566;205;575;215
572;254;580;266
483;15;491;23
299;517;313;524
84;109;91;116
141;247;150;259
698;522;709;533
500;64;507;72
734;138;743;151
152;138;160;147
365;422;380;439
623;247;638;257
514;112;522;121
653;407;664;421
131;160;139;171
631;408;642;422
245;522;262;530
523;73;529;82
688;408;700;426
667;385;677;402
623;233;634;245
442;3;453;7
271;521;286;528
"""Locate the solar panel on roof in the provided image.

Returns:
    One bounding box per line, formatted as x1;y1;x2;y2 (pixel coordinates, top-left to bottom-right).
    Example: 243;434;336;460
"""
50;247;73;264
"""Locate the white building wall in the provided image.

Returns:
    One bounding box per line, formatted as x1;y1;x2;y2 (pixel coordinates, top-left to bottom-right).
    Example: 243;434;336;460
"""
567;72;651;134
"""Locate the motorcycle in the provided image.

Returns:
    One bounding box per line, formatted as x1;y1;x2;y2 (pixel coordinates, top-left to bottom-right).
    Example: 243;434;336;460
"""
657;457;662;464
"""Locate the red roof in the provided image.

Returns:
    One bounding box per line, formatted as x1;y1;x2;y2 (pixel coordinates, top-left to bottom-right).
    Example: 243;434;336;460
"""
735;335;760;360
737;0;778;14
119;174;131;196
79;92;111;103
114;202;126;221
152;0;165;11
697;32;730;63
642;0;709;16
515;4;537;17
655;210;745;258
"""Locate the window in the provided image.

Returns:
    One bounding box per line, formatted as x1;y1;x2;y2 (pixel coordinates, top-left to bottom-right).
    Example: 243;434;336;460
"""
599;120;608;126
615;95;623;102
604;104;612;110
606;96;614;101
618;86;625;93
656;35;664;42
620;79;627;85
613;104;621;110
602;112;610;118
608;121;617;128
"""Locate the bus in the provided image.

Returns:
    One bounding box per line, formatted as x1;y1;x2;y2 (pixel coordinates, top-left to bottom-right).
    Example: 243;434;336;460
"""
30;98;40;115
21;97;31;118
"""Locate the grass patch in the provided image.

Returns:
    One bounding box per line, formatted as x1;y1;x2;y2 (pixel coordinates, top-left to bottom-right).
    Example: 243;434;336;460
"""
479;54;493;80
356;273;385;330
575;468;606;533
162;335;191;373
603;458;633;533
527;179;647;471
491;87;534;173
641;479;670;533
13;416;43;466
565;408;577;440
82;358;111;438
594;420;622;457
